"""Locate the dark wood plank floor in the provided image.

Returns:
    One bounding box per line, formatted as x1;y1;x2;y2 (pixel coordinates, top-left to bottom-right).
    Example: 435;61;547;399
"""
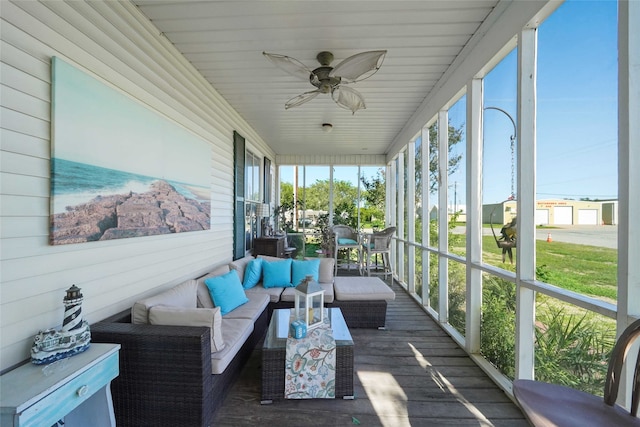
212;274;527;426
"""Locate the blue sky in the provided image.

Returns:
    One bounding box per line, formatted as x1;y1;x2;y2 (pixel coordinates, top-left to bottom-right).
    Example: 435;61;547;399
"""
52;57;211;187
281;1;618;206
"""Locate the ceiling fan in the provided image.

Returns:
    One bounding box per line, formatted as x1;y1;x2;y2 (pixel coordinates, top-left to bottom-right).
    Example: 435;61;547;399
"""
263;50;387;114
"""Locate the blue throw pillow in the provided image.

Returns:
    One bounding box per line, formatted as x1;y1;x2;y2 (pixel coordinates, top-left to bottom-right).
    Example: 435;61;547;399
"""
291;259;320;287
243;258;263;289
204;270;249;315
262;258;293;288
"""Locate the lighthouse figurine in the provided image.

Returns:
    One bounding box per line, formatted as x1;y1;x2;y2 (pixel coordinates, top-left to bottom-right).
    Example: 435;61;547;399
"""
31;285;91;365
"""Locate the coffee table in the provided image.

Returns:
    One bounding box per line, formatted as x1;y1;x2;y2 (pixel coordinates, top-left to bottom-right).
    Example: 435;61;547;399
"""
261;307;354;403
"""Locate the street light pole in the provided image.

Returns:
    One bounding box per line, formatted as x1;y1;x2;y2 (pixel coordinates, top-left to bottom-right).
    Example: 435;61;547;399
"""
484;106;517;200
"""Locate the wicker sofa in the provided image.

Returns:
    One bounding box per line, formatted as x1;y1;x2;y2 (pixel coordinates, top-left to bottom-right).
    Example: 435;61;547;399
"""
91;255;394;426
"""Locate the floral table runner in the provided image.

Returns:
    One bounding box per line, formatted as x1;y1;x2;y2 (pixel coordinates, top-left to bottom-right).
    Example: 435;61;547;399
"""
284;309;336;399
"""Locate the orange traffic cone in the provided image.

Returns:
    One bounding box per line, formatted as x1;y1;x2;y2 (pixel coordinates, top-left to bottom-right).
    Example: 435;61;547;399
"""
546;233;552;243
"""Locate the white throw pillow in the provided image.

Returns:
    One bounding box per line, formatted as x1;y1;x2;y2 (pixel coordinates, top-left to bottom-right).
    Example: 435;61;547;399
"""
148;305;225;352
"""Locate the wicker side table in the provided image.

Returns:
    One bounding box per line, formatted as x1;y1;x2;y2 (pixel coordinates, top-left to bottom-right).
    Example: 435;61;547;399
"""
261;308;354;403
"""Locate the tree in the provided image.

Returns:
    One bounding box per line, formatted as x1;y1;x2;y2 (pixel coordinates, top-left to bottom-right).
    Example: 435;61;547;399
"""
303;179;330;211
275;181;301;232
280;181;294;207
361;168;386;211
361;168;386;228
303;179;359;213
415;121;464;196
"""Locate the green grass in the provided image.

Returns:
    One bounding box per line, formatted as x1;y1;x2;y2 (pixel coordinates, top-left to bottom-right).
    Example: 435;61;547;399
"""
535;241;617;301
451;236;618;302
308;228;617;302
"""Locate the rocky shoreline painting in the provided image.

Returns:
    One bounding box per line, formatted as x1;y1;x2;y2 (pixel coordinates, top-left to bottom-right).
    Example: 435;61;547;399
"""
50;57;211;245
51;180;211;245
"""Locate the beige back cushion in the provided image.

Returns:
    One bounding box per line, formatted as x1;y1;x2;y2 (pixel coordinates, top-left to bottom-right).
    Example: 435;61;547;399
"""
149;305;225;352
196;264;231;309
131;279;198;324
229;255;254;284
256;254;281;263
304;257;335;284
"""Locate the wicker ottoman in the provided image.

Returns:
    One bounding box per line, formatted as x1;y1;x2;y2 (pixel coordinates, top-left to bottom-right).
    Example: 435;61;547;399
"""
332;276;396;329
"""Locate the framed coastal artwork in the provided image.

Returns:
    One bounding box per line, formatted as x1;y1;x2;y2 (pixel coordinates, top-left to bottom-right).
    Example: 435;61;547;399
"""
50;57;211;245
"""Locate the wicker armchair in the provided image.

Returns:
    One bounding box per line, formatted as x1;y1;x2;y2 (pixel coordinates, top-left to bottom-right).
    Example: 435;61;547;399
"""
361;227;396;279
331;225;362;275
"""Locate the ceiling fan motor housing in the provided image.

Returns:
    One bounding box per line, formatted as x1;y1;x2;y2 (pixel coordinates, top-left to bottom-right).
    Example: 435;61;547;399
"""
310;66;340;93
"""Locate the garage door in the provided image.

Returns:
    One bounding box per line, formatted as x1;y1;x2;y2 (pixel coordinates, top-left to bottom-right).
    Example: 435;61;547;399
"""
578;209;598;225
535;209;549;225
554;206;573;225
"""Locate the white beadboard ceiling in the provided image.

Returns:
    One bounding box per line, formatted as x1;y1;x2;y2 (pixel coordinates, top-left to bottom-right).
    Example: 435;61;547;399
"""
133;1;499;157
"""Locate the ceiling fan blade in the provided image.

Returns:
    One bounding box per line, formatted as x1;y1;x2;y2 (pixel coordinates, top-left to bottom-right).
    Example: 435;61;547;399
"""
285;90;321;110
329;50;387;83
332;86;366;114
263;52;315;82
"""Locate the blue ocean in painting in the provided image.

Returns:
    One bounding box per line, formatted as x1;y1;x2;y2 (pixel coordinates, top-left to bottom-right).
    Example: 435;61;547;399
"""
51;158;209;214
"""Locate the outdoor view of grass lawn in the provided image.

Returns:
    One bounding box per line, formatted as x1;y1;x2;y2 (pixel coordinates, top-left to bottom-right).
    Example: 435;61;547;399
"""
281;166;618;398
291;209;617;397
438;227;617;396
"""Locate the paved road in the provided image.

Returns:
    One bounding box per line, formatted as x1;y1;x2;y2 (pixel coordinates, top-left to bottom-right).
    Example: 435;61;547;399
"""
535;225;617;249
453;225;618;249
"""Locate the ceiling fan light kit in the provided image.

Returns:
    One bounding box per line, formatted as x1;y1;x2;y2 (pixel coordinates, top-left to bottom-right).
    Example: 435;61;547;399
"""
263;50;387;114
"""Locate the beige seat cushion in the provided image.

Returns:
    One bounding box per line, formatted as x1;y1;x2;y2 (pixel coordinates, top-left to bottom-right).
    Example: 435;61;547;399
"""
148;305;225;352
132;279;198;324
223;293;269;322
280;281;335;303
244;285;284;303
196;264;232;309
211;318;254;374
333;276;396;301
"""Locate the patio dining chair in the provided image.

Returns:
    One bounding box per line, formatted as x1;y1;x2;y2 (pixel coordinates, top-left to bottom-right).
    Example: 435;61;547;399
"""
361;227;396;279
331;225;362;276
512;317;640;427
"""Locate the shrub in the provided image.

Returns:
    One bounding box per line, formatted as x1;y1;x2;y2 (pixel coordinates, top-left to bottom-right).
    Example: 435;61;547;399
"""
534;307;614;395
481;276;516;379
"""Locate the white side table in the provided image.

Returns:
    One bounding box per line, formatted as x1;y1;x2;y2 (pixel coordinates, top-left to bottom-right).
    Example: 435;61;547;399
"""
1;343;120;427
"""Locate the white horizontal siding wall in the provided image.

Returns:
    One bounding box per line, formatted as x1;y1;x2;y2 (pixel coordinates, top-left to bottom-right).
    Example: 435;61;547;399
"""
0;0;274;370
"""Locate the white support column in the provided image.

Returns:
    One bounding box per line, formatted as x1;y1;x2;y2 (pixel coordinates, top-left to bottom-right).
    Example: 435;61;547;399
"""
357;166;363;230
389;160;397;276
407;141;416;294
397;151;406;284
438;110;449;322
275;166;281;207
421;126;431;305
386;163;393;227
329;166;334;225
466;78;483;354
617;0;640;409
515;28;537;380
